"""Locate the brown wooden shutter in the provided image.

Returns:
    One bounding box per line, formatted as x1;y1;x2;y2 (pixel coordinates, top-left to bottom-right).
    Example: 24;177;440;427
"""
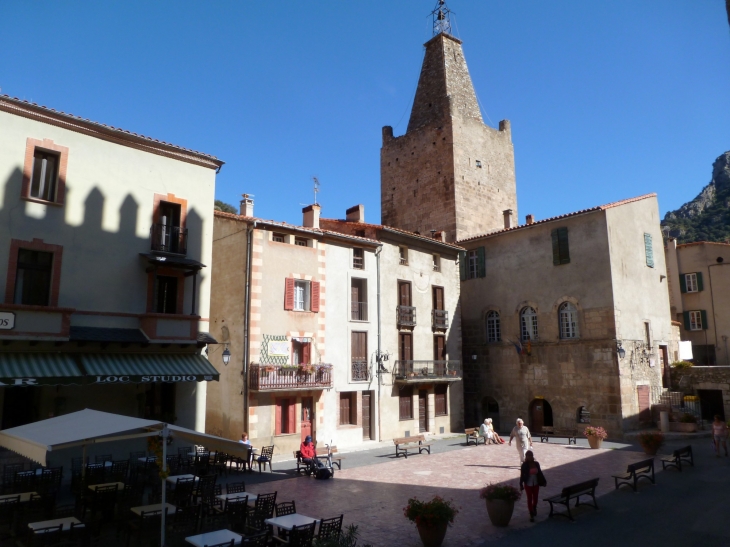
310;281;320;312
288;398;296;434
399;282;411;306
399;387;412;420
435;385;447;416
433;335;445;360
275;399;282;435
284;278;295;310
400;333;412;361
339;393;351;425
433;287;444;310
302;343;311;364
351;332;366;360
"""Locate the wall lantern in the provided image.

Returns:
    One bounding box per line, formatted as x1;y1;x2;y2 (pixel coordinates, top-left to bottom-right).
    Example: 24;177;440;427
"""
222;346;231;366
617;341;626;360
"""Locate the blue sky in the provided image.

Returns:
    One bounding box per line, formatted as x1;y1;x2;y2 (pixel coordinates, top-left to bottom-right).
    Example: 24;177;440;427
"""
1;1;728;227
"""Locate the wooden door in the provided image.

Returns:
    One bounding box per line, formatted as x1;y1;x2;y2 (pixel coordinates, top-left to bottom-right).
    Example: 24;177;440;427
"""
529;399;544;432
432;286;444;310
637;386;651;422
398;282;411;306
362;392;372;440
433;336;445;360
418;390;428;433
399;333;412;361
301;397;313;442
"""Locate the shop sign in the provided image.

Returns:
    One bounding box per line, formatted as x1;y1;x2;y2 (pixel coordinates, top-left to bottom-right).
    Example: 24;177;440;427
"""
0;312;15;330
0;378;40;385
94;375;203;384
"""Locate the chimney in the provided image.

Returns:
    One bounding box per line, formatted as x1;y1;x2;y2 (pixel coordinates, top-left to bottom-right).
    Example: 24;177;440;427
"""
503;209;514;229
526;214;534;225
429;230;445;242
302;204;321;229
346;204;365;223
240;194;254;217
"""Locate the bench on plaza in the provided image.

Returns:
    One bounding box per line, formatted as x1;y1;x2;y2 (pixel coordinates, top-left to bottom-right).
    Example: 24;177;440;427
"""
612;458;655;492
393;435;432;458
661;445;694;472
316;446;345;470
539;427;578;445
543;478;600;521
465;428;485;446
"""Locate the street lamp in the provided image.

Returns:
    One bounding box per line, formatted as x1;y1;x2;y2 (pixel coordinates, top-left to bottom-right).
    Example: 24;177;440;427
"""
617;341;626;360
222;346;231;366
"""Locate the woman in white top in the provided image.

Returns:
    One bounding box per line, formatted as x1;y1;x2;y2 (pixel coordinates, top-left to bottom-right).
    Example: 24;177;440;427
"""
478;419;494;443
509;418;533;463
487;418;506;444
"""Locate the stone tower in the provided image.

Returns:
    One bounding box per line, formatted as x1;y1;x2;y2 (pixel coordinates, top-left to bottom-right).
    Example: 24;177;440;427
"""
381;32;517;242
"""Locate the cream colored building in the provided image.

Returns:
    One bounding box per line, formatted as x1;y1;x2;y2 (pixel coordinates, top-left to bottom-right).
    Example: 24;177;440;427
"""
0;95;222;432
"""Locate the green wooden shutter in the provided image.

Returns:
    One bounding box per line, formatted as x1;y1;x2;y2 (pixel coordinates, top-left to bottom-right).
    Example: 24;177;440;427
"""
458;251;467;281
700;310;708;330
683;311;691;331
696;272;704;291
477;247;486;278
557;227;570;264
679;274;687;293
551;230;560;265
644;233;654;268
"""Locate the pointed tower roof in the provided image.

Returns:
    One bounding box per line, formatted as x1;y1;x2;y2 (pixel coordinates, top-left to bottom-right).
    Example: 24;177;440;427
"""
406;32;483;133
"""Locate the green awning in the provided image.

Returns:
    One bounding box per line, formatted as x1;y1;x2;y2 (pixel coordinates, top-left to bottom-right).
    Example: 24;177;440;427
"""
82;354;220;384
0;354;85;386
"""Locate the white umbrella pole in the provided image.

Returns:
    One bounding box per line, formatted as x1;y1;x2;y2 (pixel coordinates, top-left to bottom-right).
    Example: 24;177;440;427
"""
81;445;87;480
161;425;168;547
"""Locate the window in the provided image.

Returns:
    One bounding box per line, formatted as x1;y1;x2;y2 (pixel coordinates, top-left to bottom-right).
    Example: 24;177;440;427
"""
275;398;296;435
644;321;652;346
559;302;579;339
295;237;308;247
398;281;412;307
435;385;448;416
551;227;570;265
680;272;703;293
399;246;408;265
284;278;320;312
397;282;415;326
399;386;413;420
339;392;355;425
433;335;446;361
399;332;412;361
294;280;310;311
432;254;440;272
351;278;368;321
432;286;447;328
644;233;654;267
520;307;538;341
684;311;706;332
475;160;482;168
459;247;485;280
272;233;285;243
351;332;368;381
155;276;179;314
486;311;501;342
468;250;478;279
353;248;364;269
291;338;311;365
14;249;53;306
30;150;59;202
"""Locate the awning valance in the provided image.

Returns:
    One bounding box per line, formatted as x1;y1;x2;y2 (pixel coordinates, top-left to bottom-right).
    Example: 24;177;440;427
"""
82;353;219;384
0;353;84;386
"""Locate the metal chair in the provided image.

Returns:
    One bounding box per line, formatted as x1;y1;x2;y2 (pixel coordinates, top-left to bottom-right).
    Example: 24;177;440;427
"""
95;455;112;464
170;477;195;508
241;531;268;546
274;501;296;542
0;495;19;540
317;514;344;540
224;496;248;534
2;463;24;491
255;446;274;473
177;446;193;458
126;509;164;547
245;492;276;535
110;460;129;483
289;522;316;547
202;540;234;547
227;482;246;494
29;523;63;547
194;475;217;508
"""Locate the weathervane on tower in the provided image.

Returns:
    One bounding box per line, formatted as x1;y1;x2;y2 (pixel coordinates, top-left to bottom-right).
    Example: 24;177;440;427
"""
431;0;453;36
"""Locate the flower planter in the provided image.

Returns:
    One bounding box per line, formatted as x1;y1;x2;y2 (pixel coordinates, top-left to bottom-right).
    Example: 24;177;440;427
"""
669;422;697;433
641;444;660;456
416;521;448;547
485;499;515;527
587;436;603;449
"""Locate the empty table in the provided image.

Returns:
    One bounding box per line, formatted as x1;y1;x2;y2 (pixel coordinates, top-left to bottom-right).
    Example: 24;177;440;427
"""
265;513;319;531
88;482;124;491
0;491;37;503
28;517;83;533
185;529;241;547
130;503;176;516
166;474;198;485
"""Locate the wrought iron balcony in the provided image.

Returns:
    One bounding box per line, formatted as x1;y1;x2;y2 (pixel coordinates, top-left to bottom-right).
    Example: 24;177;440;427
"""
150;223;188;255
351;301;368;321
432;309;449;330
351;359;369;381
397;305;416;327
393;360;461;382
249;364;332;391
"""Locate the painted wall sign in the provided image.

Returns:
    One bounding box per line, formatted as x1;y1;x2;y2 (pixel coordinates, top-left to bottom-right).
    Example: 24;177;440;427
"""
94;375;204;383
0;312;15;330
268;340;290;357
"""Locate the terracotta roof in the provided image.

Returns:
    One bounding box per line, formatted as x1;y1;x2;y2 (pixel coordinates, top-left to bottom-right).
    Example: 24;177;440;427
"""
0;94;224;170
457;193;658;244
676;241;730;248
319;218;465;251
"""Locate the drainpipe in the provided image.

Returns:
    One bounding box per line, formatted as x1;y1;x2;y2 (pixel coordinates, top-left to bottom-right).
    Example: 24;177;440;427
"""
375;245;382;442
243;221;257;433
707;263;725;366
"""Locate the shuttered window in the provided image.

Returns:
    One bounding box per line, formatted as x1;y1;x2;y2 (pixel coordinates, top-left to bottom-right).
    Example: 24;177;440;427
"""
284;278;320;312
459;248;485;279
275;398;296;435
399;333;412;361
433;335;446;361
551;227;570;265
339;392;354;425
680;272;703;293
399;386;413;420
644;233;654;268
435;385;448;416
684;310;707;331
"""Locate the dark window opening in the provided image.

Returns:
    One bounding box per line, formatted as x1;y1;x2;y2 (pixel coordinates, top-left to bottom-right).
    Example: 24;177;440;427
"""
30;149;59;201
14;249;53;306
155;276;178;314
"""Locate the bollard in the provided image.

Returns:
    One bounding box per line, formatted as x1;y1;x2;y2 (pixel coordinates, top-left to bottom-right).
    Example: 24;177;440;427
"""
660;411;669;433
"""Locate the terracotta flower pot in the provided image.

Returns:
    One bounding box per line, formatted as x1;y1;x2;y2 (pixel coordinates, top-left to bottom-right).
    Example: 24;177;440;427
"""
416;521;448;547
641;444;661;456
485;499;515;527
587;436;603;449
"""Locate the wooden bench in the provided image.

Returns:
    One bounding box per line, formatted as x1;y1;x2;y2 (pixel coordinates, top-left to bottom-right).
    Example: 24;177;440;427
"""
393;435;432;458
293;450;309;474
661;445;694;472
543;478;600;521
316;446;345;470
612;458;655;491
539;427;577;445
465;428;485;446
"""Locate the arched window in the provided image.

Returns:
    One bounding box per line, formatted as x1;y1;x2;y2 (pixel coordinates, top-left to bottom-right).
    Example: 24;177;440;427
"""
486;311;501;342
520;307;538;341
559;302;579;339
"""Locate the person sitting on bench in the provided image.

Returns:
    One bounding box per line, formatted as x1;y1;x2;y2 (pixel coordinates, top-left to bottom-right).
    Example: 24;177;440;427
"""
300;436;316;467
478;419;494;444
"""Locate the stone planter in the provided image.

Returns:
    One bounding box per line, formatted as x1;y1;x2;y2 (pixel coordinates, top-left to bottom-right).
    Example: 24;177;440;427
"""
669;422;697;433
485;499;515;527
416;521;448;547
586;436;603;449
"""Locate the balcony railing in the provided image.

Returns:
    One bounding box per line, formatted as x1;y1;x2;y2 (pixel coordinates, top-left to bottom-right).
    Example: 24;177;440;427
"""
351;359;369;381
394;360;461;381
249;364;332;391
432;309;449;329
397;305;416;327
351;302;368;321
150;223;188;255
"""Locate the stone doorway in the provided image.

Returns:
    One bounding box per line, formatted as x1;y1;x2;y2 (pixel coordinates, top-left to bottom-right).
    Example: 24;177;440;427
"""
529;398;553;432
698;389;725;421
481;396;500;432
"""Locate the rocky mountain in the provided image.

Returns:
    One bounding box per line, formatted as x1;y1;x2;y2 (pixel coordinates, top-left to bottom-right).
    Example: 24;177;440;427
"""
662;151;730;243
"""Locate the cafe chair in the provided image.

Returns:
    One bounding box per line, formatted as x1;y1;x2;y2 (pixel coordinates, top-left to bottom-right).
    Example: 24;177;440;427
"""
245;492;276;535
255;446;274;473
274;501;296;542
126;509;165;547
224;497;248;534
203;540;234;547
29;524;63;547
95;455;112;464
241;531;268;546
317;515;344;540
289;522;316;547
0;496;19;540
227;482;246;495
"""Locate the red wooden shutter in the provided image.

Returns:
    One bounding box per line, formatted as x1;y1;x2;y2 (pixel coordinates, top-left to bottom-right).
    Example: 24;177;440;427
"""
275;399;282;435
399;387;412;420
302;342;311;365
284;278;295;310
288;398;296;434
311;281;320;312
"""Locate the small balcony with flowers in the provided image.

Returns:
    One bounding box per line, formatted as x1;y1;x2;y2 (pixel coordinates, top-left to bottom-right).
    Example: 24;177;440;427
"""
249;335;333;391
393;360;462;384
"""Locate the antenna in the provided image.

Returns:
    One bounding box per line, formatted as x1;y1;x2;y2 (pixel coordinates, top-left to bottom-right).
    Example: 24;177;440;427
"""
430;0;453;36
312;177;320;205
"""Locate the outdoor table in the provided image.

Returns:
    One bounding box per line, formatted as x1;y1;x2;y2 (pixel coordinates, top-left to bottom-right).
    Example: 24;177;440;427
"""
138;457;157;463
28;517;83;533
166;474;198;486
86;461;113;468
185;529;241;547
17;469;43;477
187;451;216;458
265;513;319;531
216;492;257;508
0;491;37;502
130;503;176;516
88;481;124;491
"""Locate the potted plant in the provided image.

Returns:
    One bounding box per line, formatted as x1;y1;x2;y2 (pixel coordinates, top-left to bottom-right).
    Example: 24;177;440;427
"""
479;483;521;527
583;426;607;449
670;413;698;433
637;431;664;455
403;496;458;547
263;365;276;373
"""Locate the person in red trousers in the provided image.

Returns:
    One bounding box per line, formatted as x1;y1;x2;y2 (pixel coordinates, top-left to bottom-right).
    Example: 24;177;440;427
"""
519;450;545;522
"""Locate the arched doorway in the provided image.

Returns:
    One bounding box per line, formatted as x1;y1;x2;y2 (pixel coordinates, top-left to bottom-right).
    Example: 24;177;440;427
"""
481;396;500;432
529;398;553;432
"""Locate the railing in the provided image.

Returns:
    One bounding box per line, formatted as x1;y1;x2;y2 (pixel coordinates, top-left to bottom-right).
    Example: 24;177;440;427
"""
649;386;704;426
351;359;369;381
432;309;449;329
394;360;461;380
397;305;416;327
351;302;368;321
150;223;188;255
249;364;332;391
